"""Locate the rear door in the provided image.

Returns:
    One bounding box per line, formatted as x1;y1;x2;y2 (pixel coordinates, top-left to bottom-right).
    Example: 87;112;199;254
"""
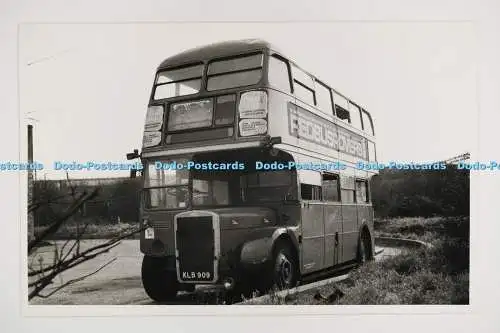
340;174;359;263
322;173;342;268
300;181;324;274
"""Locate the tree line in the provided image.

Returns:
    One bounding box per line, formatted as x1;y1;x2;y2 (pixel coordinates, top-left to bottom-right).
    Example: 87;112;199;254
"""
34;177;142;226
33;165;470;226
370;165;470;217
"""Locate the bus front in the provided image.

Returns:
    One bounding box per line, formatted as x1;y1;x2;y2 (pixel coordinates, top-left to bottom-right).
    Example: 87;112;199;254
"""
137;43;301;302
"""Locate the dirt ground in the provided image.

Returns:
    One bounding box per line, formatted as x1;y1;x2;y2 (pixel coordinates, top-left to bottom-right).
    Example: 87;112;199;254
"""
28;240;398;305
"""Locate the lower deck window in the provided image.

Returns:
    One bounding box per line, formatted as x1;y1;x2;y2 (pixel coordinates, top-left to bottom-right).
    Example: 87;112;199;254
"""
241;171;295;203
341;189;355;203
301;184;322;200
322;173;340;201
355;180;369;203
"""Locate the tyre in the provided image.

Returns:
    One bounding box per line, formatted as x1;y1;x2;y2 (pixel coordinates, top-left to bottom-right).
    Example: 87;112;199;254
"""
271;242;299;290
141;255;178;302
357;231;373;264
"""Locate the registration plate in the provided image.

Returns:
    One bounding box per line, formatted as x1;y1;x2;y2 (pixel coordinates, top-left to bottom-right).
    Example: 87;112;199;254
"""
181;271;212;280
145;227;155;239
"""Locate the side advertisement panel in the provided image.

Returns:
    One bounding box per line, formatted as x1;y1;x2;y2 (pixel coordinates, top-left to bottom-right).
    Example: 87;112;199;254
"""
287;102;368;161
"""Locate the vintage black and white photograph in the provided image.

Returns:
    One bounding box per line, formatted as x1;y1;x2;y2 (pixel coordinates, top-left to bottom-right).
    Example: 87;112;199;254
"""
22;22;472;306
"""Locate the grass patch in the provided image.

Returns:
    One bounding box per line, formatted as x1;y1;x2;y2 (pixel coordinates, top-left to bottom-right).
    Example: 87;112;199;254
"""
333;238;469;304
374;216;469;245
339;216;468;304
260;216;469;305
34;219;140;240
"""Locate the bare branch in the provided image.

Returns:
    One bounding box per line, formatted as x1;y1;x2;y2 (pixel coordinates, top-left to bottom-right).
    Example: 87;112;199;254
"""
28;242;119;283
36;258;117;299
28;225;144;277
28;241;121;298
58;221;91;262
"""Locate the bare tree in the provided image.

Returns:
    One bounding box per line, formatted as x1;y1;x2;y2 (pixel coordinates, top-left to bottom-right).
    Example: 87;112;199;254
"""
28;176;144;301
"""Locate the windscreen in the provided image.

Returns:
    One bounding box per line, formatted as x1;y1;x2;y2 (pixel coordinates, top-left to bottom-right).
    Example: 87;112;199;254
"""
144;159;189;209
192;177;230;206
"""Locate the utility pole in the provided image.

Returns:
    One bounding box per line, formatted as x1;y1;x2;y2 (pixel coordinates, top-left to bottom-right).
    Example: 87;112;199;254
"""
27;124;34;242
25;49;73;243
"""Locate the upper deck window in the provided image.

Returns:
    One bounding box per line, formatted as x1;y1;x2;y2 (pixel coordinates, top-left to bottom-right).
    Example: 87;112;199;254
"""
292;65;315;105
268;55;292;93
361;109;375;136
368;141;376;161
206;53;263;91
154;64;203;100
315;81;333;115
349;102;363;130
333;91;350;123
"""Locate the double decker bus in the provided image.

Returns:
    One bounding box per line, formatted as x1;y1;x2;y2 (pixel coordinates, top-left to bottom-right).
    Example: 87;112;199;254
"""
129;39;378;302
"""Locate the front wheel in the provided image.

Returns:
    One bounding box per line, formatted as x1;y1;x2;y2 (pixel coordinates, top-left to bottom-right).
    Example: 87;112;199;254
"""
141;256;178;302
271;242;299;290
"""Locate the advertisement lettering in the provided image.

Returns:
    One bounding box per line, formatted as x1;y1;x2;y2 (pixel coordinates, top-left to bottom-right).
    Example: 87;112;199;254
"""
288;103;367;160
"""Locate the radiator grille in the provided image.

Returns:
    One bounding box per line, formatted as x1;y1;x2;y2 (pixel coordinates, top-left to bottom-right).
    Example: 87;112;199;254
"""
176;216;215;282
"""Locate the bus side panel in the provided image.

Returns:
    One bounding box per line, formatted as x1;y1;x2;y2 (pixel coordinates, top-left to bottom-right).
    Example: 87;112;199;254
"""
323;203;342;268
340;205;359;263
267;88;295;146
300;202;325;274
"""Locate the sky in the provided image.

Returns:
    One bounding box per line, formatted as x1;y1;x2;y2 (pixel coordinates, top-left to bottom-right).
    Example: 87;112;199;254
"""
18;22;477;179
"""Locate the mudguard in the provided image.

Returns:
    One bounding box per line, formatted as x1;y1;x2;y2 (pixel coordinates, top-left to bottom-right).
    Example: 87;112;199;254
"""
239;227;300;266
240;237;273;265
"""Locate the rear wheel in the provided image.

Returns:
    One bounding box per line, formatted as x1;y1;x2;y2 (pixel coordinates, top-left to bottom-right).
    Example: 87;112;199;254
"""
141;256;178;302
357;231;373;264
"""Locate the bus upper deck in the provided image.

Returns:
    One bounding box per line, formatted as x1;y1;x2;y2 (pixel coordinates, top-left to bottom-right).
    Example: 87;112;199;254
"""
141;39;376;172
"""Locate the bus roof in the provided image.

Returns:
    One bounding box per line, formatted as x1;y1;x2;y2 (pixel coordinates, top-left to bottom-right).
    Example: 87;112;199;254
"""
158;39;278;69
